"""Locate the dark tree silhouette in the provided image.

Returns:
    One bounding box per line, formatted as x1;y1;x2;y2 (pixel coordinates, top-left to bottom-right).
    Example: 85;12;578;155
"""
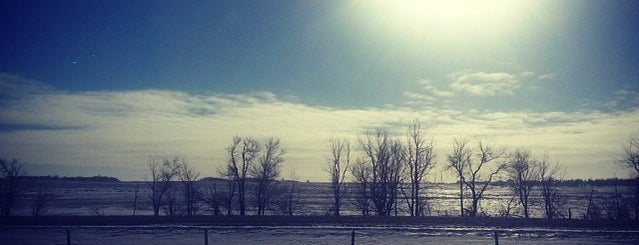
201;184;225;215
505;149;539;218
179;160;200;216
352;131;403;216
352;160;371;216
446;139;471;217
0;158;25;216
217;166;236;216
619;136;639;174
146;157;181;216
30;182;54;216
226;136;260;216
278;171;301;216
538;159;565;219
162;188;179;216
325;138;350;216
251;137;285;215
447;139;505;217
618;135;639;220
131;184;140;216
404;121;436;216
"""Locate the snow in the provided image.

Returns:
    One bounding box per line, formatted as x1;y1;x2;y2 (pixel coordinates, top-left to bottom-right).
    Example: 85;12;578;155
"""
2;225;638;245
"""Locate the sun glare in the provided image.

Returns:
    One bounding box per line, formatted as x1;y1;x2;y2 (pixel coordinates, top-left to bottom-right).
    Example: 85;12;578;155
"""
368;0;529;37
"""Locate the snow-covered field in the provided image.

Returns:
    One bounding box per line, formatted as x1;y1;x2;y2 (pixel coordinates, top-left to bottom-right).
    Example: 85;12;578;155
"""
5;180;637;244
13;180;632;218
3;225;639;245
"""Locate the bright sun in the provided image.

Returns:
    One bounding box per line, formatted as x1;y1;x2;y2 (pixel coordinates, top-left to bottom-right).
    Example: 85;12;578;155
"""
367;0;530;37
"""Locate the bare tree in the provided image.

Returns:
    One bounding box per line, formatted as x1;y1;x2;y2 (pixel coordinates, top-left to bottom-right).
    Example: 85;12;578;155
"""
251;137;285;215
280;182;298;216
618;135;639;220
146;157;181;216
324;138;351;216
217;166;236;215
132;184;140;216
389;140;406;216
604;185;631;220
619;135;639;174
446;138;471;216
538;159;565;219
351;159;371;216
631;177;639;221
585;186;603;220
0;158;25;216
201;184;224;215
497;196;518;218
505;149;539;218
404;121;436;216
162;188;179;216
353;131;404;216
226;136;260;216
447;139;505;217
31;182;54;216
179;160;200;216
278;171;301;216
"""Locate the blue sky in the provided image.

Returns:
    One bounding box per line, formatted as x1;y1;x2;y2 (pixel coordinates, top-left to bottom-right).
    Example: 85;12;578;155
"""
1;0;638;181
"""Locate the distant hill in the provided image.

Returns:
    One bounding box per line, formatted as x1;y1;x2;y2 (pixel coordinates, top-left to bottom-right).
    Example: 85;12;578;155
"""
493;177;637;187
199;177;301;184
198;177;226;182
19;175;120;182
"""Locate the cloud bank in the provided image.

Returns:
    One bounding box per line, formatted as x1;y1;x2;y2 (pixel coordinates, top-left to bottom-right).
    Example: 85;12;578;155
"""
0;74;637;181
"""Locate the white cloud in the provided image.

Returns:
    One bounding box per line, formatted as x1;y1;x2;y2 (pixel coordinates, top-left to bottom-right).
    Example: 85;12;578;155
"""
0;75;637;181
404;70;547;104
580;89;639;110
402;91;429;101
0;73;53;98
418;79;455;98
403;79;454;105
537;73;555;80
449;72;520;96
614;89;639;104
519;71;536;78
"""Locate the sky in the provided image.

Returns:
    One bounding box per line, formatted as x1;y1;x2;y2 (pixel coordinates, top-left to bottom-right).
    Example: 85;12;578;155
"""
1;0;638;182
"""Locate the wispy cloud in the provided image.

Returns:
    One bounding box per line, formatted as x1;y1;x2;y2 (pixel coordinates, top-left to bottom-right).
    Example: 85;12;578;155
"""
537;73;555;80
580;89;639;111
403;71;544;105
449;71;520;96
0;73;53;98
418;79;455;98
0;74;637;181
615;89;639;104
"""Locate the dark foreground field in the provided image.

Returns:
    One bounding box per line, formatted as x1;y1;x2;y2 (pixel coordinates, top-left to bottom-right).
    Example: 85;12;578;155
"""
3;216;639;245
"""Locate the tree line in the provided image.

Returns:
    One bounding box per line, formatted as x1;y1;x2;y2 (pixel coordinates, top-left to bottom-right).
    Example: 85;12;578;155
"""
141;137;296;217
147;122;636;220
1;125;638;220
326;123;569;220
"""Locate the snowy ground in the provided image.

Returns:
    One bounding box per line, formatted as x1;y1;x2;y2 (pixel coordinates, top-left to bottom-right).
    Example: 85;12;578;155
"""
3;225;638;245
7;180;638;244
15;180;631;218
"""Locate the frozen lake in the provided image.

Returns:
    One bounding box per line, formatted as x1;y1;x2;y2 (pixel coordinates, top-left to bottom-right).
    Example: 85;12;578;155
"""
12;179;635;219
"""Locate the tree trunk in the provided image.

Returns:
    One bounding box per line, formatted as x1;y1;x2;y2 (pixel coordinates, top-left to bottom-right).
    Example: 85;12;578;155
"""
459;178;464;216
